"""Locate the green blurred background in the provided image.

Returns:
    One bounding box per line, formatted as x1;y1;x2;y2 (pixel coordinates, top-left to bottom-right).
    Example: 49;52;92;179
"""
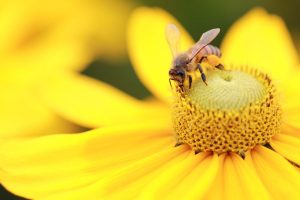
2;0;300;199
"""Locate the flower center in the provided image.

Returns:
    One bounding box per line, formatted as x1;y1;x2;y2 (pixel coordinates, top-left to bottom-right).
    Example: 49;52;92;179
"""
171;67;282;155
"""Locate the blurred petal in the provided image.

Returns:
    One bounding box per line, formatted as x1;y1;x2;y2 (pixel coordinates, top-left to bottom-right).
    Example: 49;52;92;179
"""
221;8;298;81
0;0;132;60
246;146;300;199
0;121;173;199
280;124;300;138
86;0;134;58
0;41;90;86
281;71;300;129
270;134;300;165
0;0;133;87
127;7;194;103
40;71;170;128
0;85;80;138
280;69;300;106
283;112;300;130
0;0;91;73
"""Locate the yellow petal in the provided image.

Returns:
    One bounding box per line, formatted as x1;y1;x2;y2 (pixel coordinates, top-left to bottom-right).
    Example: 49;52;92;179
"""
280;69;300;107
282;78;300;129
40;71;170;128
203;155;224;200
270;134;300;165
43;144;189;200
0;0;92;73
280;123;300;138
0;121;173;199
222;154;244;199
127;7;194;103
228;153;270;200
0;85;80;138
166;153;219;200
277;70;300;129
246;146;300;199
207;153;270;200
283;113;300;130
137;151;209;199
221;8;298;81
0;0;131;69
0;41;90;86
101;146;190;200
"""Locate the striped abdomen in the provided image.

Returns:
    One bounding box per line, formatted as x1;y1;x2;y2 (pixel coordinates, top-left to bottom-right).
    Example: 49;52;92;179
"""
193;45;221;63
201;44;221;57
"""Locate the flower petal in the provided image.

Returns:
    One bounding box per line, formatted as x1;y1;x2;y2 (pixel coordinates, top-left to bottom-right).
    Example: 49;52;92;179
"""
227;153;270;200
246;146;300;199
39;145;188;200
137;151;210;199
0;0;93;77
203;155;224;200
279;123;300;138
163;153;219;200
0;85;80;138
206;153;270;200
99;146;190;200
127;7;194;103
0;41;90;85
39;147;217;200
277;70;300;129
280;70;300;107
270;134;300;165
40;71;170;128
0;121;173;199
221;8;298;80
282;88;300;130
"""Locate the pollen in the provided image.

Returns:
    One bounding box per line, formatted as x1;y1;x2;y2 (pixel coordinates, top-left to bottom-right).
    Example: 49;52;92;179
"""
171;67;282;155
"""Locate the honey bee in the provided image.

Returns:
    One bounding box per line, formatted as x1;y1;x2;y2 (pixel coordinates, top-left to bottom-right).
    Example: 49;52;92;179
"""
166;24;223;91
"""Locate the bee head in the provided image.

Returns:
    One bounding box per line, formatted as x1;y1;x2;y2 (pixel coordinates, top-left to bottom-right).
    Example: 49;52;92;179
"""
169;68;185;79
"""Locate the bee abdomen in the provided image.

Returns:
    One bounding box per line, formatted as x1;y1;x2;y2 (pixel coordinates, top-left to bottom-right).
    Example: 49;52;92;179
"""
202;45;221;57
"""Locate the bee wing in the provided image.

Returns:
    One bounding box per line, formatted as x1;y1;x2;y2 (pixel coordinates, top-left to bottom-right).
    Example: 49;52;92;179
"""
165;24;181;58
188;28;220;61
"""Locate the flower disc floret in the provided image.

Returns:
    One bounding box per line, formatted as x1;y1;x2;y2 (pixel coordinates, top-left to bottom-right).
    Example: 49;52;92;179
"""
172;67;282;154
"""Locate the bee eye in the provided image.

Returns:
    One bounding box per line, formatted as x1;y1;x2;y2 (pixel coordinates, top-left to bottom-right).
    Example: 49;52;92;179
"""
178;71;185;76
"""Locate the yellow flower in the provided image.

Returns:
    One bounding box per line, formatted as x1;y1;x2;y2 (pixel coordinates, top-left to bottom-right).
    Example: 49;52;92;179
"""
2;7;300;199
0;0;133;138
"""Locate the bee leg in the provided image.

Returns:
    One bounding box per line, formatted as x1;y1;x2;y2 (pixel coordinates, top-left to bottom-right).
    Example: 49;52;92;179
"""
169;78;173;89
199;56;208;63
188;75;192;89
215;63;225;70
177;84;185;93
197;63;207;85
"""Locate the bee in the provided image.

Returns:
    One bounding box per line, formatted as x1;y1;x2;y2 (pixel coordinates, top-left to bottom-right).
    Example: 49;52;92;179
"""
166;24;223;91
